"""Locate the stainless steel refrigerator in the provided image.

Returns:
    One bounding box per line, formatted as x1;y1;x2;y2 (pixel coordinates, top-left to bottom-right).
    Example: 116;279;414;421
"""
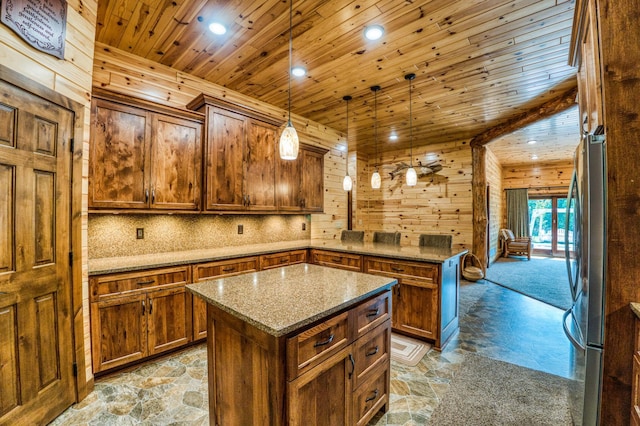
562;130;606;425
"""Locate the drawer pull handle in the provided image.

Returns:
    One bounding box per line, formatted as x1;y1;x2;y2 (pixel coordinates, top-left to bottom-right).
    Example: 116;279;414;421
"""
366;308;380;318
391;267;405;272
365;389;379;403
222;267;236;272
136;280;155;286
279;258;288;263
314;334;335;348
331;257;342;262
366;346;379;357
349;353;355;379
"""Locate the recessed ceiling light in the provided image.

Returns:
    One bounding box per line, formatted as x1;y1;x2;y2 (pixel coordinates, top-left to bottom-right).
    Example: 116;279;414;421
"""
364;25;384;41
209;22;226;35
531;154;538;160
527;140;537;144
389;133;398;141
291;66;306;77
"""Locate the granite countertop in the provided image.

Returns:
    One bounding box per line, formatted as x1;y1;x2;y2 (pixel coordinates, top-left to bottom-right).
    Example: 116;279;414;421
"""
89;239;468;275
187;263;396;337
631;303;640;319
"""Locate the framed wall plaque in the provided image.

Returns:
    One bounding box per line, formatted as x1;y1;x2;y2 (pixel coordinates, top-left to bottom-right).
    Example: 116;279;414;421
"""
1;0;67;60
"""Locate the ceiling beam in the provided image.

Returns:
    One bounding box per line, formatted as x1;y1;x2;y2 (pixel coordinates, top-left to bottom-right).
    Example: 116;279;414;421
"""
469;85;579;148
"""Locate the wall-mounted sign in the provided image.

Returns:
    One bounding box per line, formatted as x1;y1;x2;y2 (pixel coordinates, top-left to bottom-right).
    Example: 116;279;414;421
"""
1;0;67;60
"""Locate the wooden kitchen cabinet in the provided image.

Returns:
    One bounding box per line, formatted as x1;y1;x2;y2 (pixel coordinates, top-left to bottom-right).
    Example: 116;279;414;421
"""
89;93;202;211
310;249;363;272
191;256;259;340
260;249;307;270
188;94;280;212
365;256;447;345
277;144;327;213
89;266;192;373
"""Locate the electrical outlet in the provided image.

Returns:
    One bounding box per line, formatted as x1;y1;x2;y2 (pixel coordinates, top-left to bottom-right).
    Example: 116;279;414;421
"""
302;223;306;231
238;224;243;234
136;228;144;239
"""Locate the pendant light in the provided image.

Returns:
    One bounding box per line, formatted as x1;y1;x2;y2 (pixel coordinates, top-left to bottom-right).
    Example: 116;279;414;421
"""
370;85;381;189
343;95;353;191
405;73;417;186
279;0;299;160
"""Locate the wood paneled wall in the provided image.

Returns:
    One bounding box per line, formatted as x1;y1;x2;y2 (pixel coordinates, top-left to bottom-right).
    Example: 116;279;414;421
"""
92;44;348;241
355;140;473;249
502;160;573;194
0;0;98;387
485;148;503;263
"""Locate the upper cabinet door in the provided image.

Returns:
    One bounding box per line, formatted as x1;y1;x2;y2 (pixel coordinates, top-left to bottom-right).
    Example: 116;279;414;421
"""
301;148;325;212
89;99;150;209
150;114;202;210
205;108;246;211
245;119;277;211
276;152;303;212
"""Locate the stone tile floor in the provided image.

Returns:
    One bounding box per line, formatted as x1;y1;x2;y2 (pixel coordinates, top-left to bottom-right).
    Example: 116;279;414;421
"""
51;279;581;425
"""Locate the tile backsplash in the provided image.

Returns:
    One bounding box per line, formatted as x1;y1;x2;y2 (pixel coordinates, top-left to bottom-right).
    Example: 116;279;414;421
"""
89;214;311;258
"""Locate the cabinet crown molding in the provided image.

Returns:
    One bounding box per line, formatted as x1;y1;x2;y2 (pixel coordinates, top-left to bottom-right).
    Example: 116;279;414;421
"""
188;93;283;127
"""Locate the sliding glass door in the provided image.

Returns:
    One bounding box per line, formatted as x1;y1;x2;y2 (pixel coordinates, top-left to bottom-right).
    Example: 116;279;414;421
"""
528;196;574;256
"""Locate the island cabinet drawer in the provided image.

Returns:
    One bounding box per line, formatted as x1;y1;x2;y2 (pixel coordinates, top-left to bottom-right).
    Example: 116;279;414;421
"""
352;362;389;426
90;266;191;302
260;250;307;270
192;256;259;281
364;256;439;284
353;320;390;389
287;311;350;380
311;249;362;272
353;290;391;338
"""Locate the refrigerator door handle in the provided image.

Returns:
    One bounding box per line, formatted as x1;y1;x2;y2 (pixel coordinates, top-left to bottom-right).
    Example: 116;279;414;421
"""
565;171;578;301
562;308;586;354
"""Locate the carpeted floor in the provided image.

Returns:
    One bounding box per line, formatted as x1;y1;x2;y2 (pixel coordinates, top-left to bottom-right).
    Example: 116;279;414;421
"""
484;256;572;310
430;353;574;425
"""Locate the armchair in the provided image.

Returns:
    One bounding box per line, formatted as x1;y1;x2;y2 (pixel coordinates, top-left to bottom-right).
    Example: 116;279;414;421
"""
500;229;532;260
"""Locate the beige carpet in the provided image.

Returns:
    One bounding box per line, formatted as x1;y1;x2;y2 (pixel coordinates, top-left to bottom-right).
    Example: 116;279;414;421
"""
430;353;574;425
390;333;431;366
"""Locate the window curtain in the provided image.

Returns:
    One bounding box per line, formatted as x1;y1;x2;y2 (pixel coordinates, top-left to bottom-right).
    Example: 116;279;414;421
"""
506;189;530;238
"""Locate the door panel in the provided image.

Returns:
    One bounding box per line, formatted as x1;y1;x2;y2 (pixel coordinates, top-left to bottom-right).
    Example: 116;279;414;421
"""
151;114;202;210
245;120;277;211
147;287;191;355
0;80;75;424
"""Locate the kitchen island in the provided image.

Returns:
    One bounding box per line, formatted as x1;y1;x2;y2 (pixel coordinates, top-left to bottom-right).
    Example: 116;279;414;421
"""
187;263;397;426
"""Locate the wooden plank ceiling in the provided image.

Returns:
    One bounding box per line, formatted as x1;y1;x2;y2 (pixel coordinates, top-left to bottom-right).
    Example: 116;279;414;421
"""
95;0;579;161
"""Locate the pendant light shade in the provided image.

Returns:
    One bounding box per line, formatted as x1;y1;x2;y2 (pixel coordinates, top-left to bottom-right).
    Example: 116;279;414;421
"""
371;171;381;189
343;95;353;191
343;175;353;191
405;73;417;186
279;0;299;160
371;85;381;189
406;166;417;186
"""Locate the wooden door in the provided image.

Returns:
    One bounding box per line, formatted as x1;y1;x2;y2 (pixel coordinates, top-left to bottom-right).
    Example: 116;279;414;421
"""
392;282;438;341
89;99;150;209
300;147;325;212
90;294;147;373
245;119;277;211
147;286;192;355
0;82;76;423
205;107;246;210
276;153;303;212
150;114;202;210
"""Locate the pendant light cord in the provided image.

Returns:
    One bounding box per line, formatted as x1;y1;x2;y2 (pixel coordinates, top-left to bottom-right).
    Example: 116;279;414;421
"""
405;73;416;168
345;97;350;175
287;0;293;125
374;87;378;171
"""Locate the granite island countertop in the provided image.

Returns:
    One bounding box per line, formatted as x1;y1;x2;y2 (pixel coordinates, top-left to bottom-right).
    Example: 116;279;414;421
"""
89;239;468;275
187;263;397;336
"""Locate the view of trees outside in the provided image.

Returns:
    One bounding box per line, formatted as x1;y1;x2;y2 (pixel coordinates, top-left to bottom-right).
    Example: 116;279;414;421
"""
528;198;574;252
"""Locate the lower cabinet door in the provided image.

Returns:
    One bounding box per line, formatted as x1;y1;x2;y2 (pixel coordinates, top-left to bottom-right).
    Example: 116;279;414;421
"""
147;287;192;355
91;294;147;373
192;296;208;340
352;363;389;426
393;282;439;340
288;347;352;426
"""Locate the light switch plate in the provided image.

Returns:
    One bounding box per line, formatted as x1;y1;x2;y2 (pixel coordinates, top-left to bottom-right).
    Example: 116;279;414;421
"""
136;228;144;239
238;224;243;234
